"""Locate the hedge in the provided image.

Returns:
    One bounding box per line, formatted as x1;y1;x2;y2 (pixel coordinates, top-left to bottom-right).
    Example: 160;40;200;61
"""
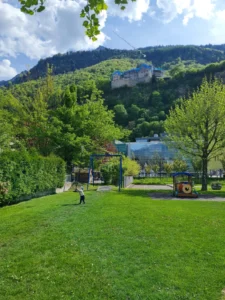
0;151;66;206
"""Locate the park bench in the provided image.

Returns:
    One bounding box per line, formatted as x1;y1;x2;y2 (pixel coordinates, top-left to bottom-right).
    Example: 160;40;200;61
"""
211;183;222;190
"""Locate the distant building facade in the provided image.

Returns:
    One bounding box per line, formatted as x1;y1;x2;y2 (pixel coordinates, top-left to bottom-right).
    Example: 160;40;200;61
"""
114;134;193;169
114;134;176;165
111;64;164;89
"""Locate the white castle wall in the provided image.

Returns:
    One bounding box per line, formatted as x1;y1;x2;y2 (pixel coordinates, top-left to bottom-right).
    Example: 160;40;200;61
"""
111;65;165;89
111;70;153;89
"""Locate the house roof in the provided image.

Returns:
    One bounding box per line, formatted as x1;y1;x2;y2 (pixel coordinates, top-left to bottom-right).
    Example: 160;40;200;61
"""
112;64;152;77
172;172;193;177
112;70;122;76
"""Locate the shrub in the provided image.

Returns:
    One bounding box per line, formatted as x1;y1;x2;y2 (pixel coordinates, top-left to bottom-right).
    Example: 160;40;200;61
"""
100;156;141;186
101;164;112;184
123;157;141;176
0;151;65;206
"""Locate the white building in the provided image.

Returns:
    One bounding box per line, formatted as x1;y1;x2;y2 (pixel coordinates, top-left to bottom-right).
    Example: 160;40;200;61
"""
111;64;164;89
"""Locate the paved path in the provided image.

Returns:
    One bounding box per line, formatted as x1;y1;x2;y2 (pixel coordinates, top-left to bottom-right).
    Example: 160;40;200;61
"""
128;184;173;190
128;184;225;202
149;192;225;202
97;186;112;192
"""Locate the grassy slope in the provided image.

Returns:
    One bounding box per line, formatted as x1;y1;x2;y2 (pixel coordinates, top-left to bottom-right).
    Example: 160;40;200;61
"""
1;191;225;299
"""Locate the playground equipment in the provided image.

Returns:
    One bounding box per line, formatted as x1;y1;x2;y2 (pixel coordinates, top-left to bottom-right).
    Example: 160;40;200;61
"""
87;154;123;192
172;172;198;198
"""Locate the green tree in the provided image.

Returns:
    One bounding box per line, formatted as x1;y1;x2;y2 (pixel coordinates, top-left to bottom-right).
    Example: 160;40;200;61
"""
43;65;54;101
219;153;225;173
149;153;163;175
152;164;159;175
164;162;173;177
100;156;140;186
140;121;151;137
123;157;141;176
0;117;13;151
169;58;185;77
0;90;26;150
165;78;225;191
21;88;55;156
150;91;163;110
113;104;128;126
62;86;77;108
158;111;166;121
148;121;164;135
144;164;151;175
172;159;187;172
128;104;140;120
52;84;124;165
191;157;202;178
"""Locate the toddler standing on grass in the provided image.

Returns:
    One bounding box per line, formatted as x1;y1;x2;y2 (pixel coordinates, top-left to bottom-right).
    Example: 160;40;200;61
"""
77;186;85;204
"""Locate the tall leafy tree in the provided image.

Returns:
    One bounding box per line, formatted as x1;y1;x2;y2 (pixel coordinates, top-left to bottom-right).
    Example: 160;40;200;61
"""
191;157;202;178
165;78;225;191
164;162;173;177
52;83;124;165
0;90;26;149
172;159;187;172
127;104;140;121
0;117;13;151
23;88;55;155
114;104;128;126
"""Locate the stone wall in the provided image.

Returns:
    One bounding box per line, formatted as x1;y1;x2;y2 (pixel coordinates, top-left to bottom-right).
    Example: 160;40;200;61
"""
55;182;72;194
111;75;152;89
124;176;134;187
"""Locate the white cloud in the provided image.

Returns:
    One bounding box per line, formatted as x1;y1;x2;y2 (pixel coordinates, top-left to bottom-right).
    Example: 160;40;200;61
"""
210;9;225;43
0;0;152;60
154;0;215;24
107;0;150;22
0;59;17;80
0;0;107;59
0;0;222;63
183;12;194;25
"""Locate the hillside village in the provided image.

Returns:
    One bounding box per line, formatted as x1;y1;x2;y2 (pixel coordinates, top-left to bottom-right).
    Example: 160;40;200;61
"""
111;63;164;89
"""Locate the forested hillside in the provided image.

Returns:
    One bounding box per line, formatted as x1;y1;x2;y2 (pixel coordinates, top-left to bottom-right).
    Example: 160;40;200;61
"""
2;56;225;143
2;44;225;86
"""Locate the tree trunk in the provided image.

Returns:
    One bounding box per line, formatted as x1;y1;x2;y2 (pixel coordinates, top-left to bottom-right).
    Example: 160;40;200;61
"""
201;157;208;191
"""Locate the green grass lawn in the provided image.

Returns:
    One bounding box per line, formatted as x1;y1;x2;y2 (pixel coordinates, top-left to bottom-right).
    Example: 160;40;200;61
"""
133;177;225;186
1;190;225;300
133;177;173;185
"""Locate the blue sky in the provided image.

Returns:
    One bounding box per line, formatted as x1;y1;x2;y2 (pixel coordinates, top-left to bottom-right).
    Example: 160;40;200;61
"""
104;16;212;49
1;0;225;80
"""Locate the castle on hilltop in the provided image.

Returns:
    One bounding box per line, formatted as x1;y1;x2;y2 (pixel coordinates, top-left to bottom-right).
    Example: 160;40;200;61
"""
111;64;164;89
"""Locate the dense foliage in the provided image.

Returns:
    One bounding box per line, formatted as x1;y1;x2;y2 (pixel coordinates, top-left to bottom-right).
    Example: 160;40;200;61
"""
100;156;140;185
0;151;65;206
3;55;225;143
165;79;225;191
0;72;125;167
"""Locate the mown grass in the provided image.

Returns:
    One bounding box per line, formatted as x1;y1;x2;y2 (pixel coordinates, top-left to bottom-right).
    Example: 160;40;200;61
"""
133;177;173;185
133;177;225;186
1;190;225;299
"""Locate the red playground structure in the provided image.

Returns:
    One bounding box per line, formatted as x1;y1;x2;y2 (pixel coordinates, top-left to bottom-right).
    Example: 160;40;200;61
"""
172;172;198;198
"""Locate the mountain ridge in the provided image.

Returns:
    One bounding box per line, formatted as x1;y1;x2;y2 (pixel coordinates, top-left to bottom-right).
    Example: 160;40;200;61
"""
2;44;225;87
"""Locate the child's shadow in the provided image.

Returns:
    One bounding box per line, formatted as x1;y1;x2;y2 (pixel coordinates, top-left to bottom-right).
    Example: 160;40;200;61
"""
62;203;81;206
